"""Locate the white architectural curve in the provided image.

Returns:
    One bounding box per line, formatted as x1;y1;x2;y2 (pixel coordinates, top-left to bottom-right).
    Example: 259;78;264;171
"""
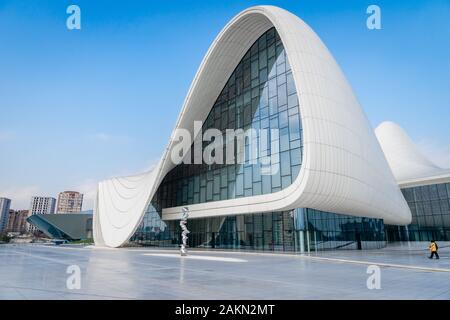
94;5;411;248
375;121;450;185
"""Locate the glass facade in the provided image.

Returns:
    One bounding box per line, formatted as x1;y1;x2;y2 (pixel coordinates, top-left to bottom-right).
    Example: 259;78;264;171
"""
301;209;386;251
130;206;386;252
387;182;450;241
129;27;386;252
132;208;296;251
156;27;303;209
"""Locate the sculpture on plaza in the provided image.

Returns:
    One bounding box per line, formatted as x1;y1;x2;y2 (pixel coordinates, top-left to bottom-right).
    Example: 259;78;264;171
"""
180;207;190;256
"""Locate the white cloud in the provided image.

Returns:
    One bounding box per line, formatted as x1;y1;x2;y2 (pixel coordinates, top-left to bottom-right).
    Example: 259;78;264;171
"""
0;186;40;210
86;132;131;143
416;138;450;169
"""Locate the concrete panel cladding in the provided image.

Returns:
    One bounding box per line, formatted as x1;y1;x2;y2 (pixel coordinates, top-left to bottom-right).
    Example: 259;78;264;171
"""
94;6;411;248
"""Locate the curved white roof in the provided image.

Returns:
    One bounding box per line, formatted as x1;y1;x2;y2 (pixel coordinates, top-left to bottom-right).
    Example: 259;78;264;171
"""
94;6;411;248
375;121;450;185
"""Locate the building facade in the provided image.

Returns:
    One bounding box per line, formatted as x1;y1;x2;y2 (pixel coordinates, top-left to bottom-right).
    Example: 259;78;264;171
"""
29;196;56;232
7;210;30;234
0;197;12;232
57;191;83;213
376;121;450;243
93;6;411;250
30;196;56;215
387;182;450;242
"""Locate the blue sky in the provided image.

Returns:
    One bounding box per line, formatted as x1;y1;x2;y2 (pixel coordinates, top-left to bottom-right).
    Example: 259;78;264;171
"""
1;0;449;210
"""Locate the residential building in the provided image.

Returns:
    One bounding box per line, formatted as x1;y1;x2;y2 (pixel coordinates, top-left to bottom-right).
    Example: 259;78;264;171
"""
57;191;83;213
0;197;12;232
7;210;30;234
29;196;56;232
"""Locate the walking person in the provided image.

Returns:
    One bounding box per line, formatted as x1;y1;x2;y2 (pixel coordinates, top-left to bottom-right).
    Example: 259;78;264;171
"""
428;240;439;259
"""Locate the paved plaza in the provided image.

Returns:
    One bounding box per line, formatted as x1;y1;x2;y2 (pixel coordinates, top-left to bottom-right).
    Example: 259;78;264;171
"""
1;243;449;299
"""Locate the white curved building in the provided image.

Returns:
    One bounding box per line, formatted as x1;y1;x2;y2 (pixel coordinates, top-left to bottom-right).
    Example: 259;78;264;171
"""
94;6;411;249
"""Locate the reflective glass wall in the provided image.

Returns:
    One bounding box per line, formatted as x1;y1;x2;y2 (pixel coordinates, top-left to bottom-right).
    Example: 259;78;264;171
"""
386;182;450;241
130;205;386;252
299;209;386;251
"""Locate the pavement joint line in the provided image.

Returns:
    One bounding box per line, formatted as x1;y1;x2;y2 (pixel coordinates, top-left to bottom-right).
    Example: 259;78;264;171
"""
142;253;247;262
302;256;450;273
9;245;450;273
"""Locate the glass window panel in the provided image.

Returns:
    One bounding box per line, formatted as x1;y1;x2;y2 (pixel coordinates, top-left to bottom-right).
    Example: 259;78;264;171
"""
431;200;441;215
276;46;285;64
269;97;278;116
442;214;450;227
440;199;450;214
279;110;288;128
437;183;448;199
277;62;286;74
262;175;271;194
244;166;253;189
425;215;435;226
259;68;268;83
290;139;301;149
253;182;262;196
280;127;290;152
260;84;268;107
228;181;236;198
236;174;244;196
252;164;261;182
287;73;296;95
271;169;281;189
251;60;259;79
268;78;277;98
259;50;267;69
280;151;291;176
278;83;287;107
423;201;432;215
220;188;227;200
289;115;301;141
288;94;298;109
290;148;301;166
291;165;301;179
429;185;439;200
206;181;213;201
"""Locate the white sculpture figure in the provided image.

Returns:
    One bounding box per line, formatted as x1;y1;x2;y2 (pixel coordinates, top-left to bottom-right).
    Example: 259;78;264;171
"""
180;207;190;256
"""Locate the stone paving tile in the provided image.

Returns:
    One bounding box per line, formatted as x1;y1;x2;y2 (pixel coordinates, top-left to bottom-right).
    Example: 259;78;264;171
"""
1;244;450;299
